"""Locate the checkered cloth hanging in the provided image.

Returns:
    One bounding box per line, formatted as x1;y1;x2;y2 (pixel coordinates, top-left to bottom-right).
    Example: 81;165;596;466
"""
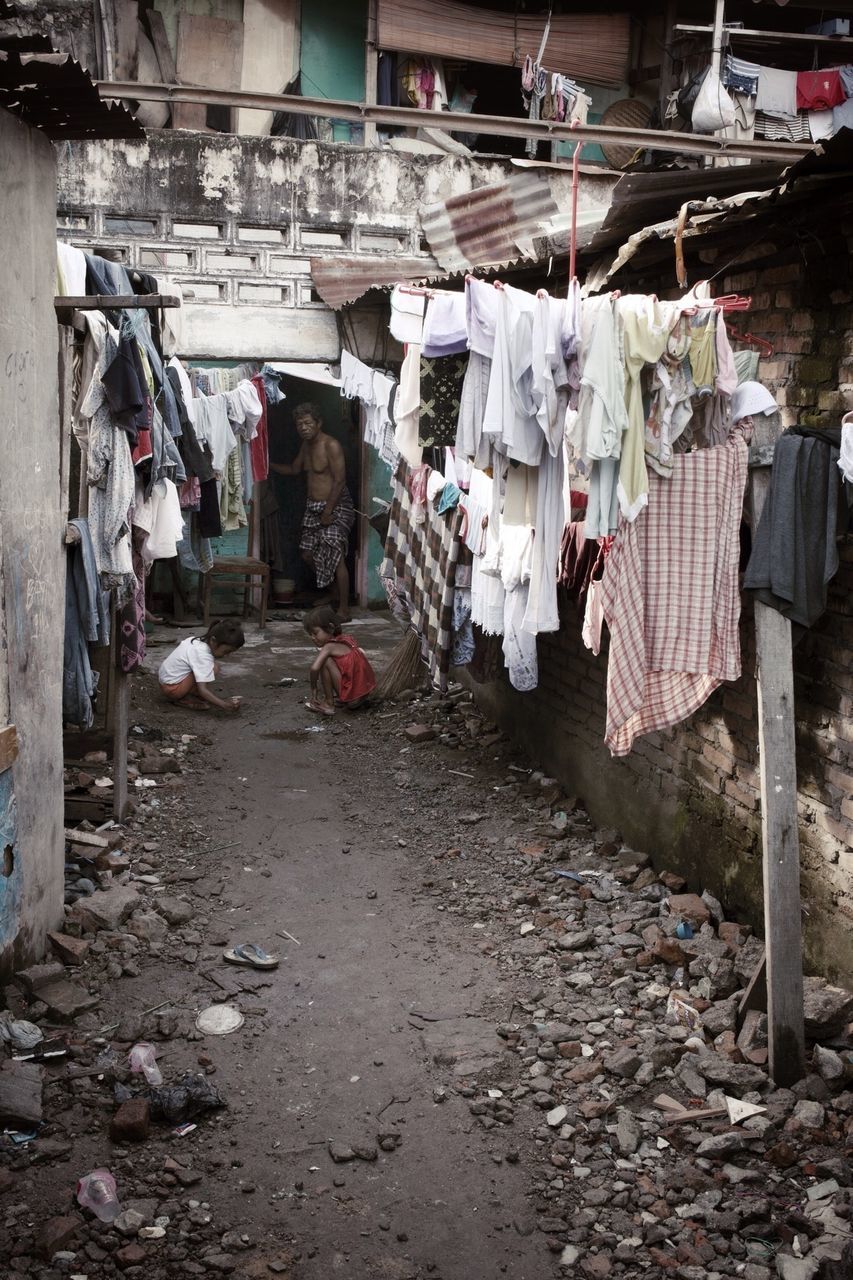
600;435;748;757
380;459;465;690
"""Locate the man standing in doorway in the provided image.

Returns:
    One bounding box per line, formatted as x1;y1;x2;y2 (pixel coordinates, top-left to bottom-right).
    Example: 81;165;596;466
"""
270;403;354;620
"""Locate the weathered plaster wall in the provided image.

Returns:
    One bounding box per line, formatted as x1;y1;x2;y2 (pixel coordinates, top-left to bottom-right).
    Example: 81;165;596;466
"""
475;246;853;988
55;132;616;361
0;108;64;976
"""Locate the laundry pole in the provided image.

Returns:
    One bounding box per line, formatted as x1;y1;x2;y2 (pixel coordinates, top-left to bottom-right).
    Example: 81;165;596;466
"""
710;0;726;81
749;413;806;1087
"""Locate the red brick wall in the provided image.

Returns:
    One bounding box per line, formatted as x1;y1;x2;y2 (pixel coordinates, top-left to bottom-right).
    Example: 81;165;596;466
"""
474;249;853;986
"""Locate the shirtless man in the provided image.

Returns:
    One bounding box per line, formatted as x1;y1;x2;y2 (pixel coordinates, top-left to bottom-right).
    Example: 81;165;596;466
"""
270;403;355;620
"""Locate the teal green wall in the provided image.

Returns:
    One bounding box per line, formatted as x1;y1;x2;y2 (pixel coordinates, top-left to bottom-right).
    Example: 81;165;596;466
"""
364;445;392;608
300;0;367;142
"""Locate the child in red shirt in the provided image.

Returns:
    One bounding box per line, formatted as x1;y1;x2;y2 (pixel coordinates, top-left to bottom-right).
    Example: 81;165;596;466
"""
303;606;376;716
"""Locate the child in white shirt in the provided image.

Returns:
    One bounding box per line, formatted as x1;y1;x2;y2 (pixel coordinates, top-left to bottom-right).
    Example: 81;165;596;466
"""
158;618;244;712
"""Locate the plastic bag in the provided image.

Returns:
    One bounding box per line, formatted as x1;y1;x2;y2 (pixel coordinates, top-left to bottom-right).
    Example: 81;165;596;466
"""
692;68;736;133
114;1071;225;1124
676;67;708;122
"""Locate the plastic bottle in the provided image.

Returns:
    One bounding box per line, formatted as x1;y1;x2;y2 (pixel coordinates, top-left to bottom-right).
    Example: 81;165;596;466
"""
76;1169;122;1223
128;1042;163;1086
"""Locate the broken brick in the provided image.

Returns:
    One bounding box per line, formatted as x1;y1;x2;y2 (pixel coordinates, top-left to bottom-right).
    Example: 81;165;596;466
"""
110;1097;150;1143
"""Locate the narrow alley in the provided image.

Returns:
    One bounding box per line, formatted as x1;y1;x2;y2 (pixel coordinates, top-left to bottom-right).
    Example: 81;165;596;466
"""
3;617;853;1280
3;4;853;1280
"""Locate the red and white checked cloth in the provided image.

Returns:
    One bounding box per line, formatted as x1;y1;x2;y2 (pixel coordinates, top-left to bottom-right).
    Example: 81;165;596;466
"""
600;435;748;757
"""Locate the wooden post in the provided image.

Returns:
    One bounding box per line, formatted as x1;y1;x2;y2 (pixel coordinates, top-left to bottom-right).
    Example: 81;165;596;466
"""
112;669;130;822
57;326;74;525
749;416;806;1087
709;0;726;171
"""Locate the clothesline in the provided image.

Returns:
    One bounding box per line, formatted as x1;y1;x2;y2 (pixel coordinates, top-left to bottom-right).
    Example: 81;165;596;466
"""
349;273;818;758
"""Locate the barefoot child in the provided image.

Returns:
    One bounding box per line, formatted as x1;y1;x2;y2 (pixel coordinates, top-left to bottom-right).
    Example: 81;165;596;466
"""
159;619;245;712
304;606;376;716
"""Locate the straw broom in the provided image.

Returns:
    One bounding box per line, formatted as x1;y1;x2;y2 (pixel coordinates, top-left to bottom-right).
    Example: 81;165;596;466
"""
375;627;425;700
369;505;427;700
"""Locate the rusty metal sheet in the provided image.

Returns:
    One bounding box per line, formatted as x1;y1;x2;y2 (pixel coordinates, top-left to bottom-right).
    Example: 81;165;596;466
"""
310;254;451;311
586;162;788;256
0;50;143;139
420;170;558;274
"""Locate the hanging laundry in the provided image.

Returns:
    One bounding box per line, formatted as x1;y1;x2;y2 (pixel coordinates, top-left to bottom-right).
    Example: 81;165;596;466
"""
381;458;466;690
193;395;237;474
57;240;87;296
249;375;269;483
755;66;798;116
482;284;544;467
136;478;185;563
340;349;376;402
754;111;811;142
617;295;677;522
601;434;748;756
469;468;505;637
118;528;147;675
723;53;760;96
390;285;425;345
796;69;845;111
521;55;548;157
419;353;468;448
839;411;853;486
559;521;598;600
645;313;695;480
744;426;850;628
394;343;423;467
571;295;628;539
79;326;137;604
63;518;110;729
500;463;538;691
422;294;468;357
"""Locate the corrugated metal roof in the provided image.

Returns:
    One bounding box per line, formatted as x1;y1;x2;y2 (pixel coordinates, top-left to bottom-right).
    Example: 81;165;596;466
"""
585;130;853;292
310;254;450;310
0;50;143;139
586;161;789;256
420;169;558;274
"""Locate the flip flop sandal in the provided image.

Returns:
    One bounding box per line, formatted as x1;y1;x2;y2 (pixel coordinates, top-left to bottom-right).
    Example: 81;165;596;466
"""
223;943;279;970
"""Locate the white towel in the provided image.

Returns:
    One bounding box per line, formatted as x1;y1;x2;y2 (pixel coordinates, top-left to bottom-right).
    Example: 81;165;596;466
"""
839;414;853;485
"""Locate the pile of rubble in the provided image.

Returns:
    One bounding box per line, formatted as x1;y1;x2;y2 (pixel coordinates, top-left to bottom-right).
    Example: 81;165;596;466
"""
382;689;853;1279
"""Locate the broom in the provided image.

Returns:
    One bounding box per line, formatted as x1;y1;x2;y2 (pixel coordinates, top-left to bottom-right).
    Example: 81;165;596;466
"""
375;627;425;701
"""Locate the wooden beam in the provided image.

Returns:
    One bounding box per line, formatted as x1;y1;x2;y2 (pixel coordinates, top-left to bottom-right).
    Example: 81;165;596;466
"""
749;421;806;1087
54;294;181;311
675;22;853;47
147;9;177;84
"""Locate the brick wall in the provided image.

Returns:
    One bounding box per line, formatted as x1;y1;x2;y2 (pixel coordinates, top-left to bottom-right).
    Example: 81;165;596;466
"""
474;243;853;987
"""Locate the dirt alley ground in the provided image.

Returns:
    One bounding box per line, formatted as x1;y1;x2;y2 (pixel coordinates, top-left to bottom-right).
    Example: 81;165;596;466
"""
15;612;560;1280
5;610;853;1280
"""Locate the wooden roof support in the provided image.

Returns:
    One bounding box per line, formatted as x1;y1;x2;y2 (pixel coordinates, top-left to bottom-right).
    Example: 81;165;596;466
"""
748;419;806;1087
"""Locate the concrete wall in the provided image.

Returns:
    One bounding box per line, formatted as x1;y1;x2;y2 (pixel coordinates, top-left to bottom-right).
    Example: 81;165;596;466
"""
0;108;64;976
475;244;853;988
55;131;615;362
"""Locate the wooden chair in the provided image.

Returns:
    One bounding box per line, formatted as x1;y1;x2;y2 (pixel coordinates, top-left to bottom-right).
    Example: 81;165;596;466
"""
202;555;270;629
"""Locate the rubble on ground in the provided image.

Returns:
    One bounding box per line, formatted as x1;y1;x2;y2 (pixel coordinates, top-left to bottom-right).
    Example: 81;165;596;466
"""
1;685;851;1279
